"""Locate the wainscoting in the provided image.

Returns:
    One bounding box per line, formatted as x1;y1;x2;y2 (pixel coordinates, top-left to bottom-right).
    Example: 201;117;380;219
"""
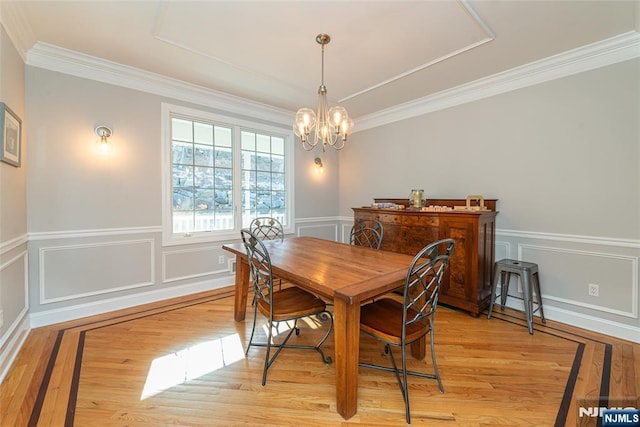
0;217;638;384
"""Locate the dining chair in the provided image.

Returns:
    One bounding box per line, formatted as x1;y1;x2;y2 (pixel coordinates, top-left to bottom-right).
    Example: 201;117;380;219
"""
249;216;284;241
249;216;285;294
359;238;455;424
351;219;384;247
349;221;383;249
240;229;333;385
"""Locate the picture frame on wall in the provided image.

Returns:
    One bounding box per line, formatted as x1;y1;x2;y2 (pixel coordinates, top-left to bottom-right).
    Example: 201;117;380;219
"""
0;102;22;167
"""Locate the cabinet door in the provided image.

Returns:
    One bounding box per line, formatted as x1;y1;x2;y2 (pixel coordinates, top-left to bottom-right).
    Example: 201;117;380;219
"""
439;218;476;303
400;222;440;257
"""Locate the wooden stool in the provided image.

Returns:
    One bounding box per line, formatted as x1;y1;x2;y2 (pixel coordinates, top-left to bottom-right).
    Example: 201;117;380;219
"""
487;259;545;334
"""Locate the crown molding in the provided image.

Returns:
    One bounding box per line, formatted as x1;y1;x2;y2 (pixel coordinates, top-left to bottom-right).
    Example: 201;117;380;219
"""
23;30;640;133
355;30;640;132
26;42;294;127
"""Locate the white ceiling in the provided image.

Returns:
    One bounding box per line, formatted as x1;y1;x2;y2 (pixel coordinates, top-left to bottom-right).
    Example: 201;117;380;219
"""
3;0;638;120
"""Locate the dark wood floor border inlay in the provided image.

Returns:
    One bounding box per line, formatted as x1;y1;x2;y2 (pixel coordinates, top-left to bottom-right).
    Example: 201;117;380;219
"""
28;329;64;427
66;331;85;427
555;342;585;427
28;292;621;426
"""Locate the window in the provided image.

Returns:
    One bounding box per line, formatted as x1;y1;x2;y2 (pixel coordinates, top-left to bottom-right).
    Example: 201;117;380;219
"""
162;104;294;245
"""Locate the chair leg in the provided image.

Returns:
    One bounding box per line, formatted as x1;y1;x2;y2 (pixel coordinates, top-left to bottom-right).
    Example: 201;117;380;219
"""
314;311;333;364
245;303;259;356
262;317;276;385
401;344;411;425
430;328;444;394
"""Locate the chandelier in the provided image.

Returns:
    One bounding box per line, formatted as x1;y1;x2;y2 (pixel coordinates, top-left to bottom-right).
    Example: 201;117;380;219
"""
294;34;353;151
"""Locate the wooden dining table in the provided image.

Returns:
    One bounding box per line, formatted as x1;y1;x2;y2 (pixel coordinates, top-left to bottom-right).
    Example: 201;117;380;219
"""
222;236;423;420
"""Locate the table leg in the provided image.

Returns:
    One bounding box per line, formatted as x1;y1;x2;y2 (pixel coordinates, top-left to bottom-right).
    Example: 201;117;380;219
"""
410;336;426;360
333;296;360;420
234;258;250;322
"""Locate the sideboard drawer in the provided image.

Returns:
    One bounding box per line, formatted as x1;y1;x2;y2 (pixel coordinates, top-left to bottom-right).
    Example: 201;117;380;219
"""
375;213;402;225
402;215;439;227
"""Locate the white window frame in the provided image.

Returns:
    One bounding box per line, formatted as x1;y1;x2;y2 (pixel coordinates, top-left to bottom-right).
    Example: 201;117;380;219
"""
161;103;295;246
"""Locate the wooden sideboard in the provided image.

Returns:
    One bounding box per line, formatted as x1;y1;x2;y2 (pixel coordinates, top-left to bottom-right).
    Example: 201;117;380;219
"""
353;199;497;316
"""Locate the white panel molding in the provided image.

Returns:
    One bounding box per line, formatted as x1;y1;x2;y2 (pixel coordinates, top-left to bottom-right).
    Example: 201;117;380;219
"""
296;216;342;224
495;241;510;260
39;239;155;304
29;276;233;328
162;245;229;283
356;31;640;132
0;250;30;383
296;224;339;241
341;223;353;244
0;233;28;255
29;226;162;240
497;229;640;249
0;314;30;384
518;244;638;319
26;42;293;126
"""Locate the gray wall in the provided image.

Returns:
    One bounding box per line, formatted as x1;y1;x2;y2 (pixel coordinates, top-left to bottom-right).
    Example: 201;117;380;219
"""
340;58;640;337
0;23;29;378
24;66;339;324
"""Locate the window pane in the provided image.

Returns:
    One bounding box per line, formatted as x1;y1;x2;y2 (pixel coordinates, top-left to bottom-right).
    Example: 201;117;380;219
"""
241;131;255;151
173;165;193;187
256;134;271;153
194;122;213;145
256;153;271;172
272;172;285;191
215;168;232;189
272;137;284;155
214;147;232;168
215;126;232;147
194;145;213;167
271;154;285;173
173;189;194;210
172;118;193;142
195;188;214;210
194;166;213;188
173;142;193;165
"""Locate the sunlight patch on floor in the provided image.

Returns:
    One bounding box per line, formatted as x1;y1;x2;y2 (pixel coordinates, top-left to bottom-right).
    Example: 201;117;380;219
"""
141;333;245;399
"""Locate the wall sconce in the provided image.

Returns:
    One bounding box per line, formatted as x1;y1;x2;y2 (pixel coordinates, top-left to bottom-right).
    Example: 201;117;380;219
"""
95;126;112;146
314;157;324;174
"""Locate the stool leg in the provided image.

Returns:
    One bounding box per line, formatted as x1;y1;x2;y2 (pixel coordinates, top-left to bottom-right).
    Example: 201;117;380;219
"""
500;272;511;308
487;265;502;319
521;272;534;334
534;272;546;323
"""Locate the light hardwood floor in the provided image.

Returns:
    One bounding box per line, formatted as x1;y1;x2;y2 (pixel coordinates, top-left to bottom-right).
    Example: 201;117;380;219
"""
1;287;638;426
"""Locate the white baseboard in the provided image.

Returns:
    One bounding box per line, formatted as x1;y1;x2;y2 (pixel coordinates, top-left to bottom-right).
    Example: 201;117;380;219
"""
29;276;234;328
501;299;640;343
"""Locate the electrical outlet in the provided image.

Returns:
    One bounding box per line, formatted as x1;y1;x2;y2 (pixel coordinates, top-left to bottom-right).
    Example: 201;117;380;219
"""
218;255;225;264
588;283;600;297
